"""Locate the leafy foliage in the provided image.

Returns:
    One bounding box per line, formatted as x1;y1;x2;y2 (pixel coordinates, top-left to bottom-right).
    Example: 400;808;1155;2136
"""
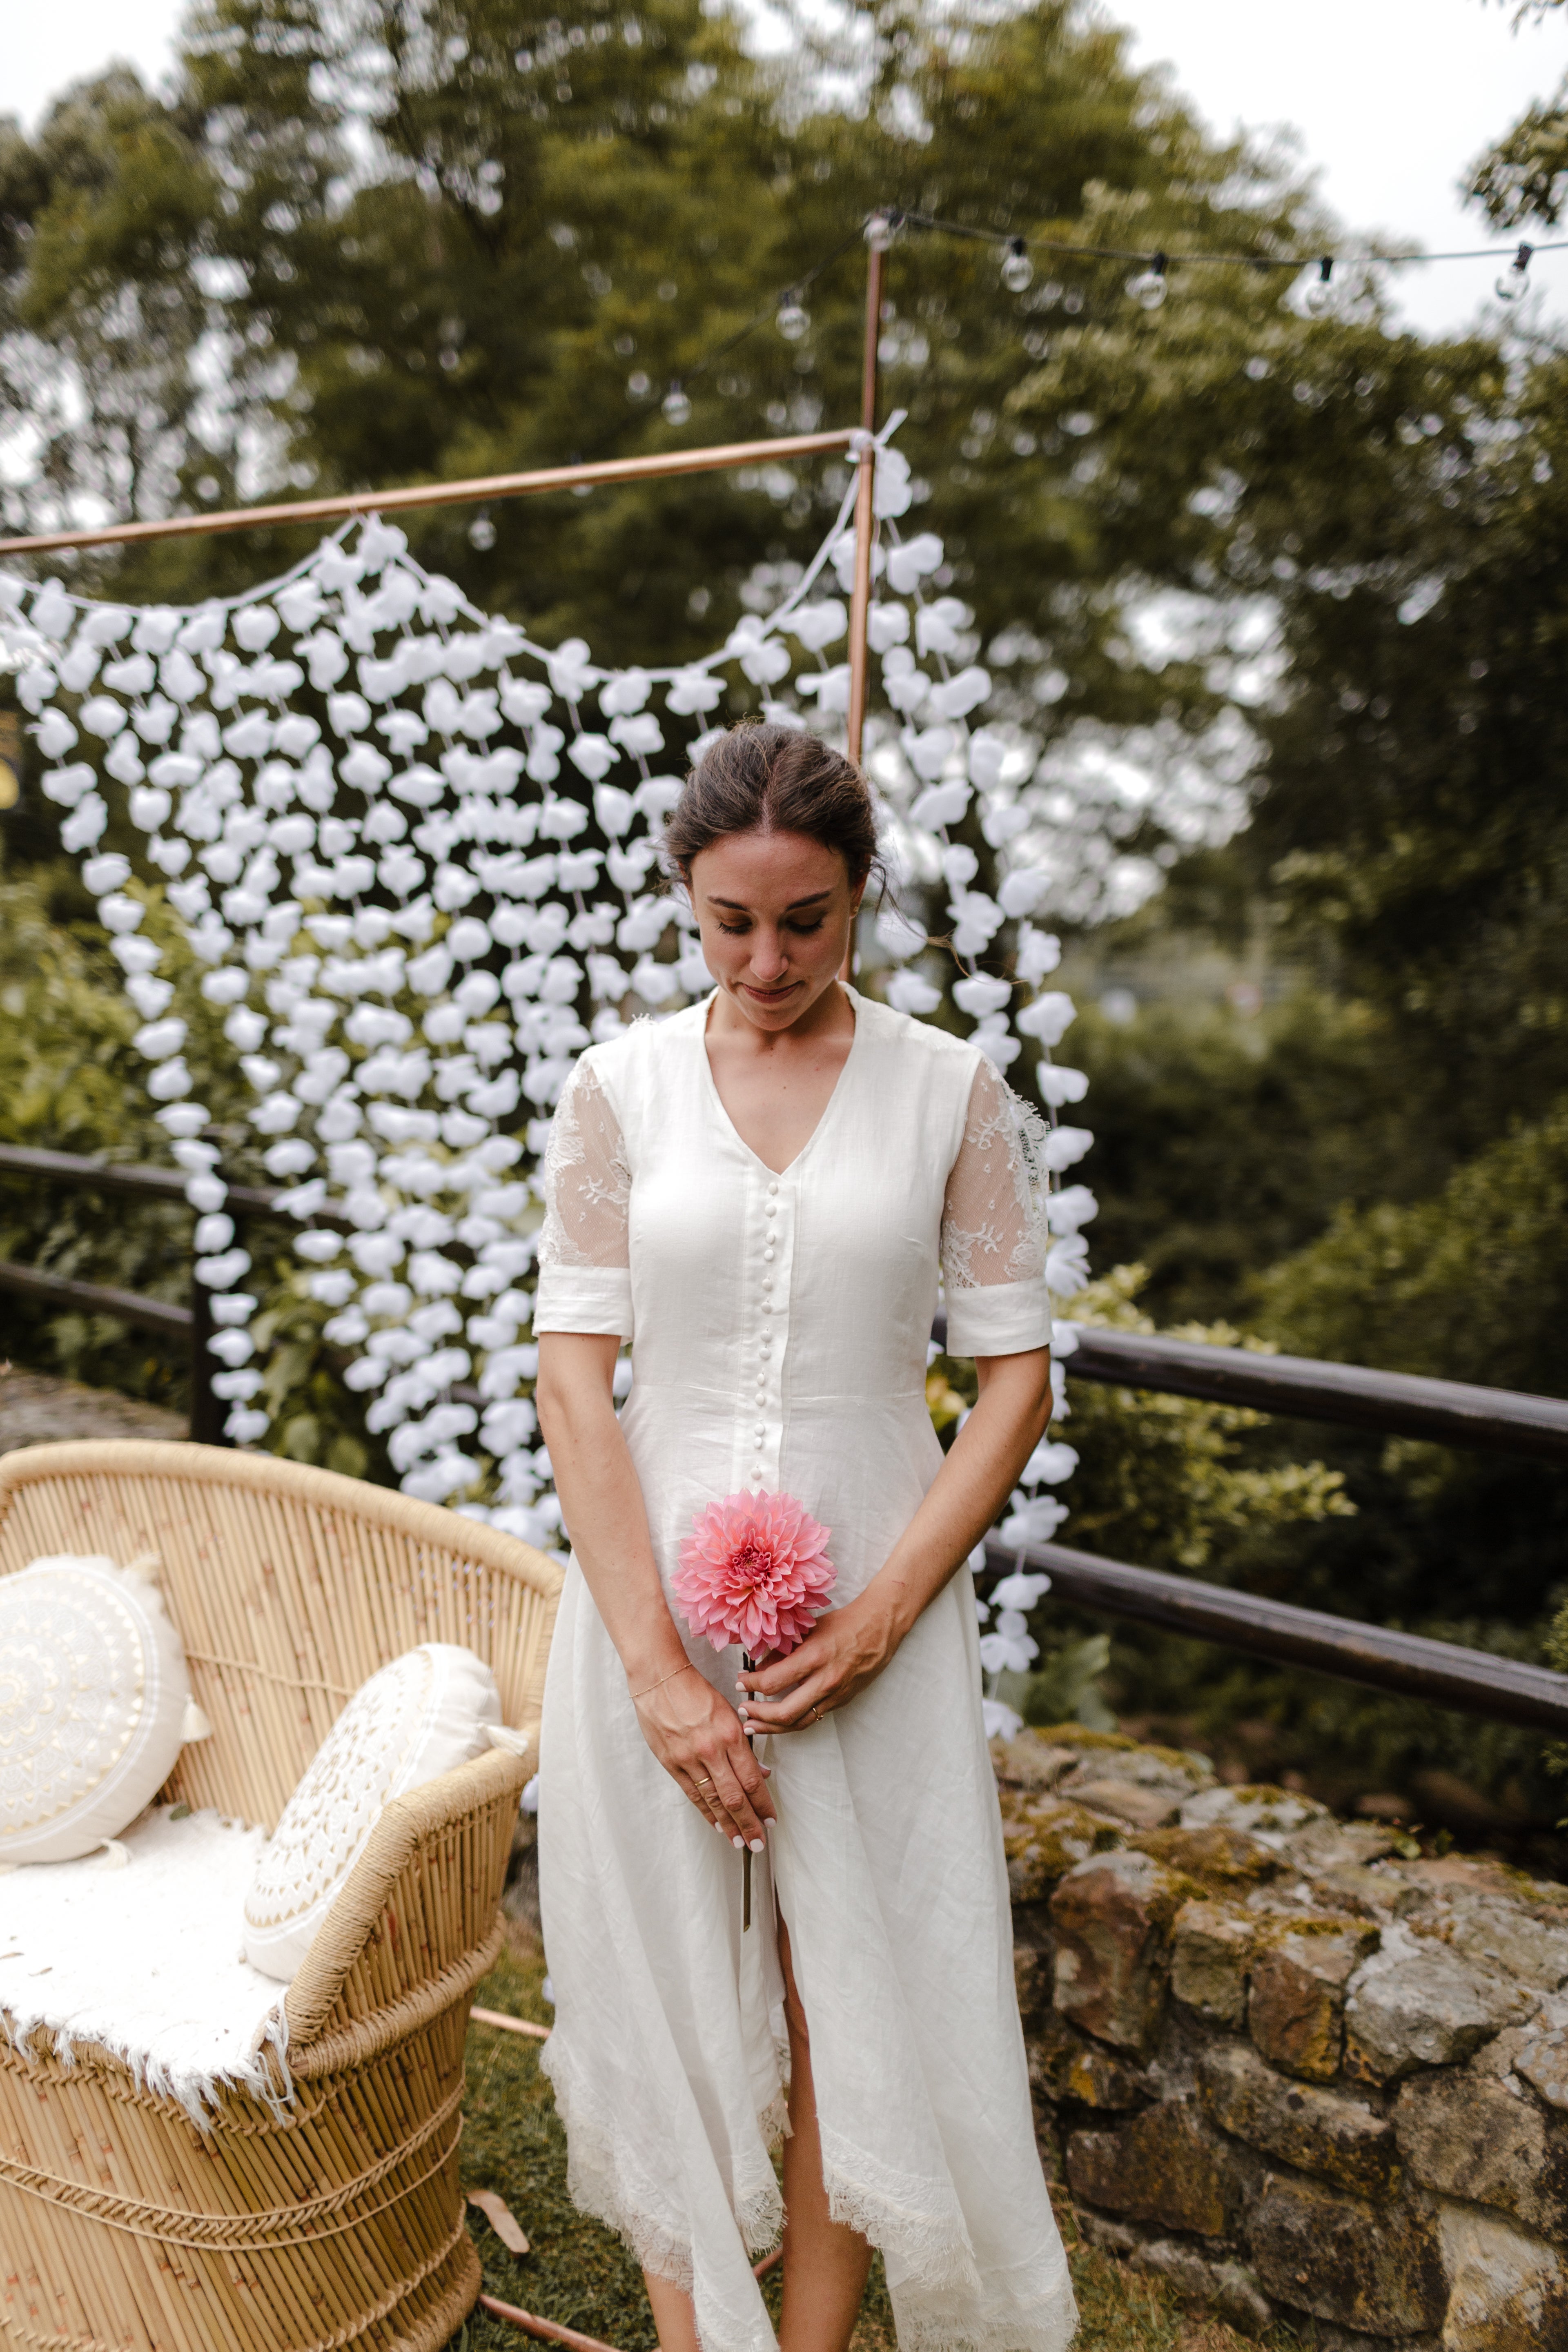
1;0;1337;917
1055;1268;1354;1574
1255;1098;1568;1398
5;0;1568;1818
0;851;386;1476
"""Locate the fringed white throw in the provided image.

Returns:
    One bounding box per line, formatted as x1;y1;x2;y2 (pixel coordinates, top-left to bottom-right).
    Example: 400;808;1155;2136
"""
0;1806;286;2125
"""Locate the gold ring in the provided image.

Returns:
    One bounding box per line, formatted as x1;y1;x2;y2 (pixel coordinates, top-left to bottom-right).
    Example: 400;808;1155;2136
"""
695;1775;715;1789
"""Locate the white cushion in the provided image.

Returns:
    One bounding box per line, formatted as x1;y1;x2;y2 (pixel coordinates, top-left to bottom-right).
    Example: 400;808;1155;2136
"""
242;1642;502;1982
0;1555;204;1864
0;1806;284;2123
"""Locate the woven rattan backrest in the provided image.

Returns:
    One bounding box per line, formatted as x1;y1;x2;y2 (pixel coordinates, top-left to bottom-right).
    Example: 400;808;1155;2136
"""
0;1440;563;1832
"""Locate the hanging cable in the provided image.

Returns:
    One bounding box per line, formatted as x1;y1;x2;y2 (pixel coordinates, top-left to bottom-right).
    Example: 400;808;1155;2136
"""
896;206;1568;275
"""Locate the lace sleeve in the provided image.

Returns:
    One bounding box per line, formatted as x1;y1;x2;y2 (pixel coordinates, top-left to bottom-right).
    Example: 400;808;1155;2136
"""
940;1057;1053;1359
535;1058;635;1339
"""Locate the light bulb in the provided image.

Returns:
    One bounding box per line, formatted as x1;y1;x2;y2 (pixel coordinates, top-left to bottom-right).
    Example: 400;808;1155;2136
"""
776;294;811;341
467;510;496;550
1304;256;1334;316
865;212;895;253
1495;241;1533;303
1000;238;1033;295
1125;252;1167;310
662;381;691;425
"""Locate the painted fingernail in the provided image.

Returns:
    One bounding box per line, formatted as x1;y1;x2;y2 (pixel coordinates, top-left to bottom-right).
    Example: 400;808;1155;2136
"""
732;1835;744;1849
749;1839;765;1853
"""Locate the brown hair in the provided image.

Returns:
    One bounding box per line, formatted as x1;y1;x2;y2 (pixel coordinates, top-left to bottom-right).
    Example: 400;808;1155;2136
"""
663;722;882;891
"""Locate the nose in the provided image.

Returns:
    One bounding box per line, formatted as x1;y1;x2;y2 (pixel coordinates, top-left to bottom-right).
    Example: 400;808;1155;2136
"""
749;929;789;982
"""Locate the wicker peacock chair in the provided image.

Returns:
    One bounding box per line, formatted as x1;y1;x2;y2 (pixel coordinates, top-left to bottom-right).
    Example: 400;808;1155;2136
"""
0;1439;563;2352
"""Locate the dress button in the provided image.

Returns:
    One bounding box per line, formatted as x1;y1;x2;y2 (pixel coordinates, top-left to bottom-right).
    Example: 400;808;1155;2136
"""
768;1180;779;1196
761;1301;772;1314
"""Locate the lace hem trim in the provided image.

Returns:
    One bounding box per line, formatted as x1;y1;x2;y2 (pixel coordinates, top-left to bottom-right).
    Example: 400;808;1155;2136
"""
819;2134;980;2302
540;2034;785;2279
818;2126;1076;2348
889;2281;1081;2352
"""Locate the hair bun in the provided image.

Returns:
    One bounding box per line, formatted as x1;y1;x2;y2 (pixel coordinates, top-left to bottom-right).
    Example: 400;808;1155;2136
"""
664;722;882;891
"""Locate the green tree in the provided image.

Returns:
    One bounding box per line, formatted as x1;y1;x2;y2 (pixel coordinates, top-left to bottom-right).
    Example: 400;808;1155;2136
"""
0;71;225;543
3;3;1329;755
1470;0;1568;231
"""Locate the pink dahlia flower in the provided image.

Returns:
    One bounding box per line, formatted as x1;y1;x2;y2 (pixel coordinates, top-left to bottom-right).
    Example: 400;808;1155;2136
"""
673;1490;837;1657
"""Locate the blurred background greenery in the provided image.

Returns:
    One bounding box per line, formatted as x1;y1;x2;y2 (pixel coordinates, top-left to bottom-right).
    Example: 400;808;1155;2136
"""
3;0;1567;1849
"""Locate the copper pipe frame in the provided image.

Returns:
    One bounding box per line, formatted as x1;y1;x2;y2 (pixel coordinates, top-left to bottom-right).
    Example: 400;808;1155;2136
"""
840;232;882;984
844;236;884;771
478;2296;626;2352
0;429;858;559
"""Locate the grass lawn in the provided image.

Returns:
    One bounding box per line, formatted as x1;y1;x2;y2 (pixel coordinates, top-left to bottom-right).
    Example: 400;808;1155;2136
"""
449;1922;1305;2352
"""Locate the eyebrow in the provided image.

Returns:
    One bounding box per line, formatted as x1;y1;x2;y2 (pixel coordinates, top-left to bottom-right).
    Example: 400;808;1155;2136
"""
706;890;833;912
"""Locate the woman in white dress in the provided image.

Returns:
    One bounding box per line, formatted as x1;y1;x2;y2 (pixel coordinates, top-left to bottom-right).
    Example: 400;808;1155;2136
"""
534;724;1077;2352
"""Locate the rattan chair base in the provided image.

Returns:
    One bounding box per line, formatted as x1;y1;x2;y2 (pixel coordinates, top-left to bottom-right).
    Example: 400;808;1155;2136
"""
0;1443;563;2352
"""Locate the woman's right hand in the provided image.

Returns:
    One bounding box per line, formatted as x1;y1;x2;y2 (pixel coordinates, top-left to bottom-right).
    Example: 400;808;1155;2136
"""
633;1662;776;1854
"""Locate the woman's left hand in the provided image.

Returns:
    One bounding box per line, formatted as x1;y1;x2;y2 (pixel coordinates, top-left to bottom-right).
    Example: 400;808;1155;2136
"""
736;1591;902;1732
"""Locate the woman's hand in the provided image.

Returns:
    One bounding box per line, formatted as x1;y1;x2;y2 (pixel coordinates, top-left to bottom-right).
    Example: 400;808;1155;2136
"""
634;1662;777;1853
735;1591;902;1733
736;1348;1053;1735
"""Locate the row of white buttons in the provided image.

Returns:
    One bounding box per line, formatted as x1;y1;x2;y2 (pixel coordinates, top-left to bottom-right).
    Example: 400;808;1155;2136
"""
752;1180;782;1480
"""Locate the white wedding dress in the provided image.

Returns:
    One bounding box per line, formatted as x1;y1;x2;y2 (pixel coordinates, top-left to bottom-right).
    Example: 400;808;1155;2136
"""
534;988;1077;2352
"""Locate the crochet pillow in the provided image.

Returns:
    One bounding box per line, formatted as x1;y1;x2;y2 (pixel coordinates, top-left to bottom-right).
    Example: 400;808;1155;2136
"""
0;1554;209;1866
242;1642;505;1982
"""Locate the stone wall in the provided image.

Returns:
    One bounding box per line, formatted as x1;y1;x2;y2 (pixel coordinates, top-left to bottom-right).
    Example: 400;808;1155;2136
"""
998;1727;1568;2348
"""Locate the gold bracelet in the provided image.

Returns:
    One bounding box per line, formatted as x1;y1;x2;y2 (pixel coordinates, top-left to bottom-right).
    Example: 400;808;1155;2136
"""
630;1661;697;1703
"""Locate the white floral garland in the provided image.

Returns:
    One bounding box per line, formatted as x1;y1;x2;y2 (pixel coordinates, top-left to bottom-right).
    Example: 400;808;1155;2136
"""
1;432;1094;1733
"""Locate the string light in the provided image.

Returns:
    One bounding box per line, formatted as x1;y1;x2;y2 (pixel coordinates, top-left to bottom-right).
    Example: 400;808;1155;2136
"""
1000;238;1033;295
1495;241;1533;301
467;508;496;550
567;201;1566;477
899;206;1568;283
1125;252;1168;310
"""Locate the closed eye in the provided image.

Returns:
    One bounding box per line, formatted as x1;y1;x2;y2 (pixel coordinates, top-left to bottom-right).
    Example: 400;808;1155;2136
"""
715;916;826;937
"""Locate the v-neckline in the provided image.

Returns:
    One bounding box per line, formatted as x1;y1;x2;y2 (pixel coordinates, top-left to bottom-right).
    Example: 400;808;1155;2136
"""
698;986;862;1180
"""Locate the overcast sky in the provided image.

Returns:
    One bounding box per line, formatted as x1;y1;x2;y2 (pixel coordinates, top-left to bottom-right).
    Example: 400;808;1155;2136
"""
7;0;1565;337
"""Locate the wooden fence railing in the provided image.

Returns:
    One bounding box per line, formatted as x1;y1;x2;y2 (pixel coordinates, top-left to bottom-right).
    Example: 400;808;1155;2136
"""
5;1144;1568;1732
0;1143;350;1444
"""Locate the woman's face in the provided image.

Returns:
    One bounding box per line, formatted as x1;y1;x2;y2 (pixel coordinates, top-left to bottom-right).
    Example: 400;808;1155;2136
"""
687;826;863;1032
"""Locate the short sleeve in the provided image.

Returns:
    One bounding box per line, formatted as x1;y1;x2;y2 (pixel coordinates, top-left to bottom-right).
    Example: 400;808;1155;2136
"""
940;1057;1053;1359
534;1058;635;1341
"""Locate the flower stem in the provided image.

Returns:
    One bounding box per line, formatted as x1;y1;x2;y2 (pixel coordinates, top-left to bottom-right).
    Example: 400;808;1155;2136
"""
742;1650;753;1931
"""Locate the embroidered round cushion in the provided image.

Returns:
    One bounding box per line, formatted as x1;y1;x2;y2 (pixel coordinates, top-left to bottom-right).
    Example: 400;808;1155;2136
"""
242;1642;501;1982
0;1555;204;1865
